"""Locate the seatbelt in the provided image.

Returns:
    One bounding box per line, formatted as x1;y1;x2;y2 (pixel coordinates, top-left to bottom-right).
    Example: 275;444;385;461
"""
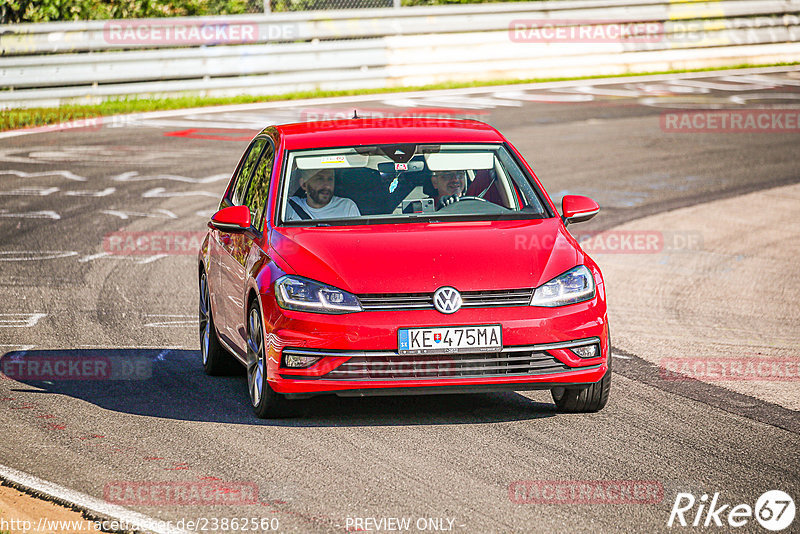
288;198;312;220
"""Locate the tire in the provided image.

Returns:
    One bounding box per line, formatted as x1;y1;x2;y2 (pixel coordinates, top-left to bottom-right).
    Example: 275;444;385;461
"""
551;339;612;413
246;300;295;418
199;270;238;375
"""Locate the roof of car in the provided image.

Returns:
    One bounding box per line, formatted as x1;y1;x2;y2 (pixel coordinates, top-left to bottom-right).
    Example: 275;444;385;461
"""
272;118;506;149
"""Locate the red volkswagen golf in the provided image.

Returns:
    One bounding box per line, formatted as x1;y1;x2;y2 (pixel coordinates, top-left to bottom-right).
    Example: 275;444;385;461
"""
198;118;610;418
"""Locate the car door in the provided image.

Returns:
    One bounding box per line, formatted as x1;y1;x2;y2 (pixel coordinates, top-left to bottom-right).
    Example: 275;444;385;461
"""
216;137;267;354
207;142;256;344
232;139;276;346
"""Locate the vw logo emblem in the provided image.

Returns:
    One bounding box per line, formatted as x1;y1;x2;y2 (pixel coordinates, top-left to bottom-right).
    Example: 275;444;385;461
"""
433;287;462;314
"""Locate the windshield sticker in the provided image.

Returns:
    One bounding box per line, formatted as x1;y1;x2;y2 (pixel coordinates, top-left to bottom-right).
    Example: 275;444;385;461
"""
296;154;367;169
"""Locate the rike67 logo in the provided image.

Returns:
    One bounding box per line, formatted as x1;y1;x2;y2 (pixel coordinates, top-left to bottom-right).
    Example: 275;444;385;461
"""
668;490;795;531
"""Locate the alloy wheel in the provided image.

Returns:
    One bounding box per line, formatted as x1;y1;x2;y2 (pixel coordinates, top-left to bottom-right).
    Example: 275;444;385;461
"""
247;307;265;407
199;274;211;366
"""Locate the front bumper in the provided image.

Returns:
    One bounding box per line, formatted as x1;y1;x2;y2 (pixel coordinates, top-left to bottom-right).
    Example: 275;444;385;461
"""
260;292;608;397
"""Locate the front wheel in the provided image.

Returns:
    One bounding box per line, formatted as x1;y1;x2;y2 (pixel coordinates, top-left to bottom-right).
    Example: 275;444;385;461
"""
246;302;295;418
551;343;612;413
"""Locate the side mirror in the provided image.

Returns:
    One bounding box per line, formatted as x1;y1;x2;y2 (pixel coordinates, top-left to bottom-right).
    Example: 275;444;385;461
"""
209;205;251;232
561;195;599;226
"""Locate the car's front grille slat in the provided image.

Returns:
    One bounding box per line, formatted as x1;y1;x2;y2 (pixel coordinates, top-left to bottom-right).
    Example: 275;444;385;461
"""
362;304;431;310
357;288;533;312
320;348;578;380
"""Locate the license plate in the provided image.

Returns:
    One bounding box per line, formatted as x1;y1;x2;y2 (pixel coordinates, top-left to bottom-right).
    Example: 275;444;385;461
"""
398;324;502;355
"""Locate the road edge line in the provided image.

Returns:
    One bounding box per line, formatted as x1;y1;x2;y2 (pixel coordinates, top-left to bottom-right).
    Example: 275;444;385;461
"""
0;463;188;534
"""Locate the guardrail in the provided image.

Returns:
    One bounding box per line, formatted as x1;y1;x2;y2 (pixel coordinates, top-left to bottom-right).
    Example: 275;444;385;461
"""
1;0;799;108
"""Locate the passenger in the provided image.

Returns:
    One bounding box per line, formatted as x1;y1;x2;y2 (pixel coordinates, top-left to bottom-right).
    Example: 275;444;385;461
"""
429;170;467;208
286;168;361;221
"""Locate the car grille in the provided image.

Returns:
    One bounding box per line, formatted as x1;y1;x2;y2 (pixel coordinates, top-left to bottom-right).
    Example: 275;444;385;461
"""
319;346;578;381
358;288;533;311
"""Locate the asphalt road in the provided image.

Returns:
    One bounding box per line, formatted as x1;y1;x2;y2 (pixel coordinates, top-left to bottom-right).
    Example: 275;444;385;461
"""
0;67;798;533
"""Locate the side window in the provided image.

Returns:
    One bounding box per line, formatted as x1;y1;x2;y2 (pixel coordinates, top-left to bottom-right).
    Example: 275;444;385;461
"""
243;141;274;232
231;138;267;206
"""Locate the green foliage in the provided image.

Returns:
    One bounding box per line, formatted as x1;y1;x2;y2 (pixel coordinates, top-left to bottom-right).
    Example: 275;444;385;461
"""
269;0;391;11
0;0;262;23
402;0;528;4
0;0;553;19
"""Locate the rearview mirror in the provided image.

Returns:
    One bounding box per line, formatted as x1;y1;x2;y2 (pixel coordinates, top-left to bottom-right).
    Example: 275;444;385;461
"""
561;195;599;225
377;160;425;174
209;205;251;232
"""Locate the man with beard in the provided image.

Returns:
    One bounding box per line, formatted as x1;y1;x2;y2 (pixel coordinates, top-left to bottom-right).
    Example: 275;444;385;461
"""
286;168;361;221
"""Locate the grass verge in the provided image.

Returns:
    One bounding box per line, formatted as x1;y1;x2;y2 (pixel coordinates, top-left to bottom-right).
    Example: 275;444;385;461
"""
2;62;798;132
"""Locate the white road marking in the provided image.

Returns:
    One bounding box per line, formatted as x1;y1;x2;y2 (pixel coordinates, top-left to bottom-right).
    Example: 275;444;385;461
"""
78;252;168;264
144;314;195;328
78;252;111;262
0;146;211;165
78;345;187;349
136;254;169;264
64;187;116;197
0;314;47;328
0;251;77;261
101;208;177;220
0;169;87;182
128;118;269;129
722;74;800;87
641;82;709;94
142;187;218;198
0;209;60;220
612;353;632;360
493;91;594;103
112;171;229;184
383;95;520;109
730;93;800;105
0;464;189;534
0;186;59;196
564;86;643;97
669;79;776;91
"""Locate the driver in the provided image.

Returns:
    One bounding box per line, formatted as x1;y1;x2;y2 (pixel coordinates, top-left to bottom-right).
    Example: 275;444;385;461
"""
429;170;467;209
286;168;361;221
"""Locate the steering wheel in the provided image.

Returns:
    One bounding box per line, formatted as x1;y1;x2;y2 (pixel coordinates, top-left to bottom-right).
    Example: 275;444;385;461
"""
437;195;489;210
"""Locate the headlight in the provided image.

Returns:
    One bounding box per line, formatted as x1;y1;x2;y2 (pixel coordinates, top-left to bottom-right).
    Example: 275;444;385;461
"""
275;275;362;314
530;265;595;307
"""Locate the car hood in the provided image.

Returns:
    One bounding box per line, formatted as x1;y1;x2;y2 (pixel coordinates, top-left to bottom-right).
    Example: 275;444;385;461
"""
269;219;581;294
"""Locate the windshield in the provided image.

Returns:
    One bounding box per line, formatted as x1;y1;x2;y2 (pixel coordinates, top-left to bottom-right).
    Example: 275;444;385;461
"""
278;143;551;225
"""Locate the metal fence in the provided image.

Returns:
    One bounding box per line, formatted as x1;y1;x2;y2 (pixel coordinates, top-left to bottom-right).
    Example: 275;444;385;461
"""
1;0;799;108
